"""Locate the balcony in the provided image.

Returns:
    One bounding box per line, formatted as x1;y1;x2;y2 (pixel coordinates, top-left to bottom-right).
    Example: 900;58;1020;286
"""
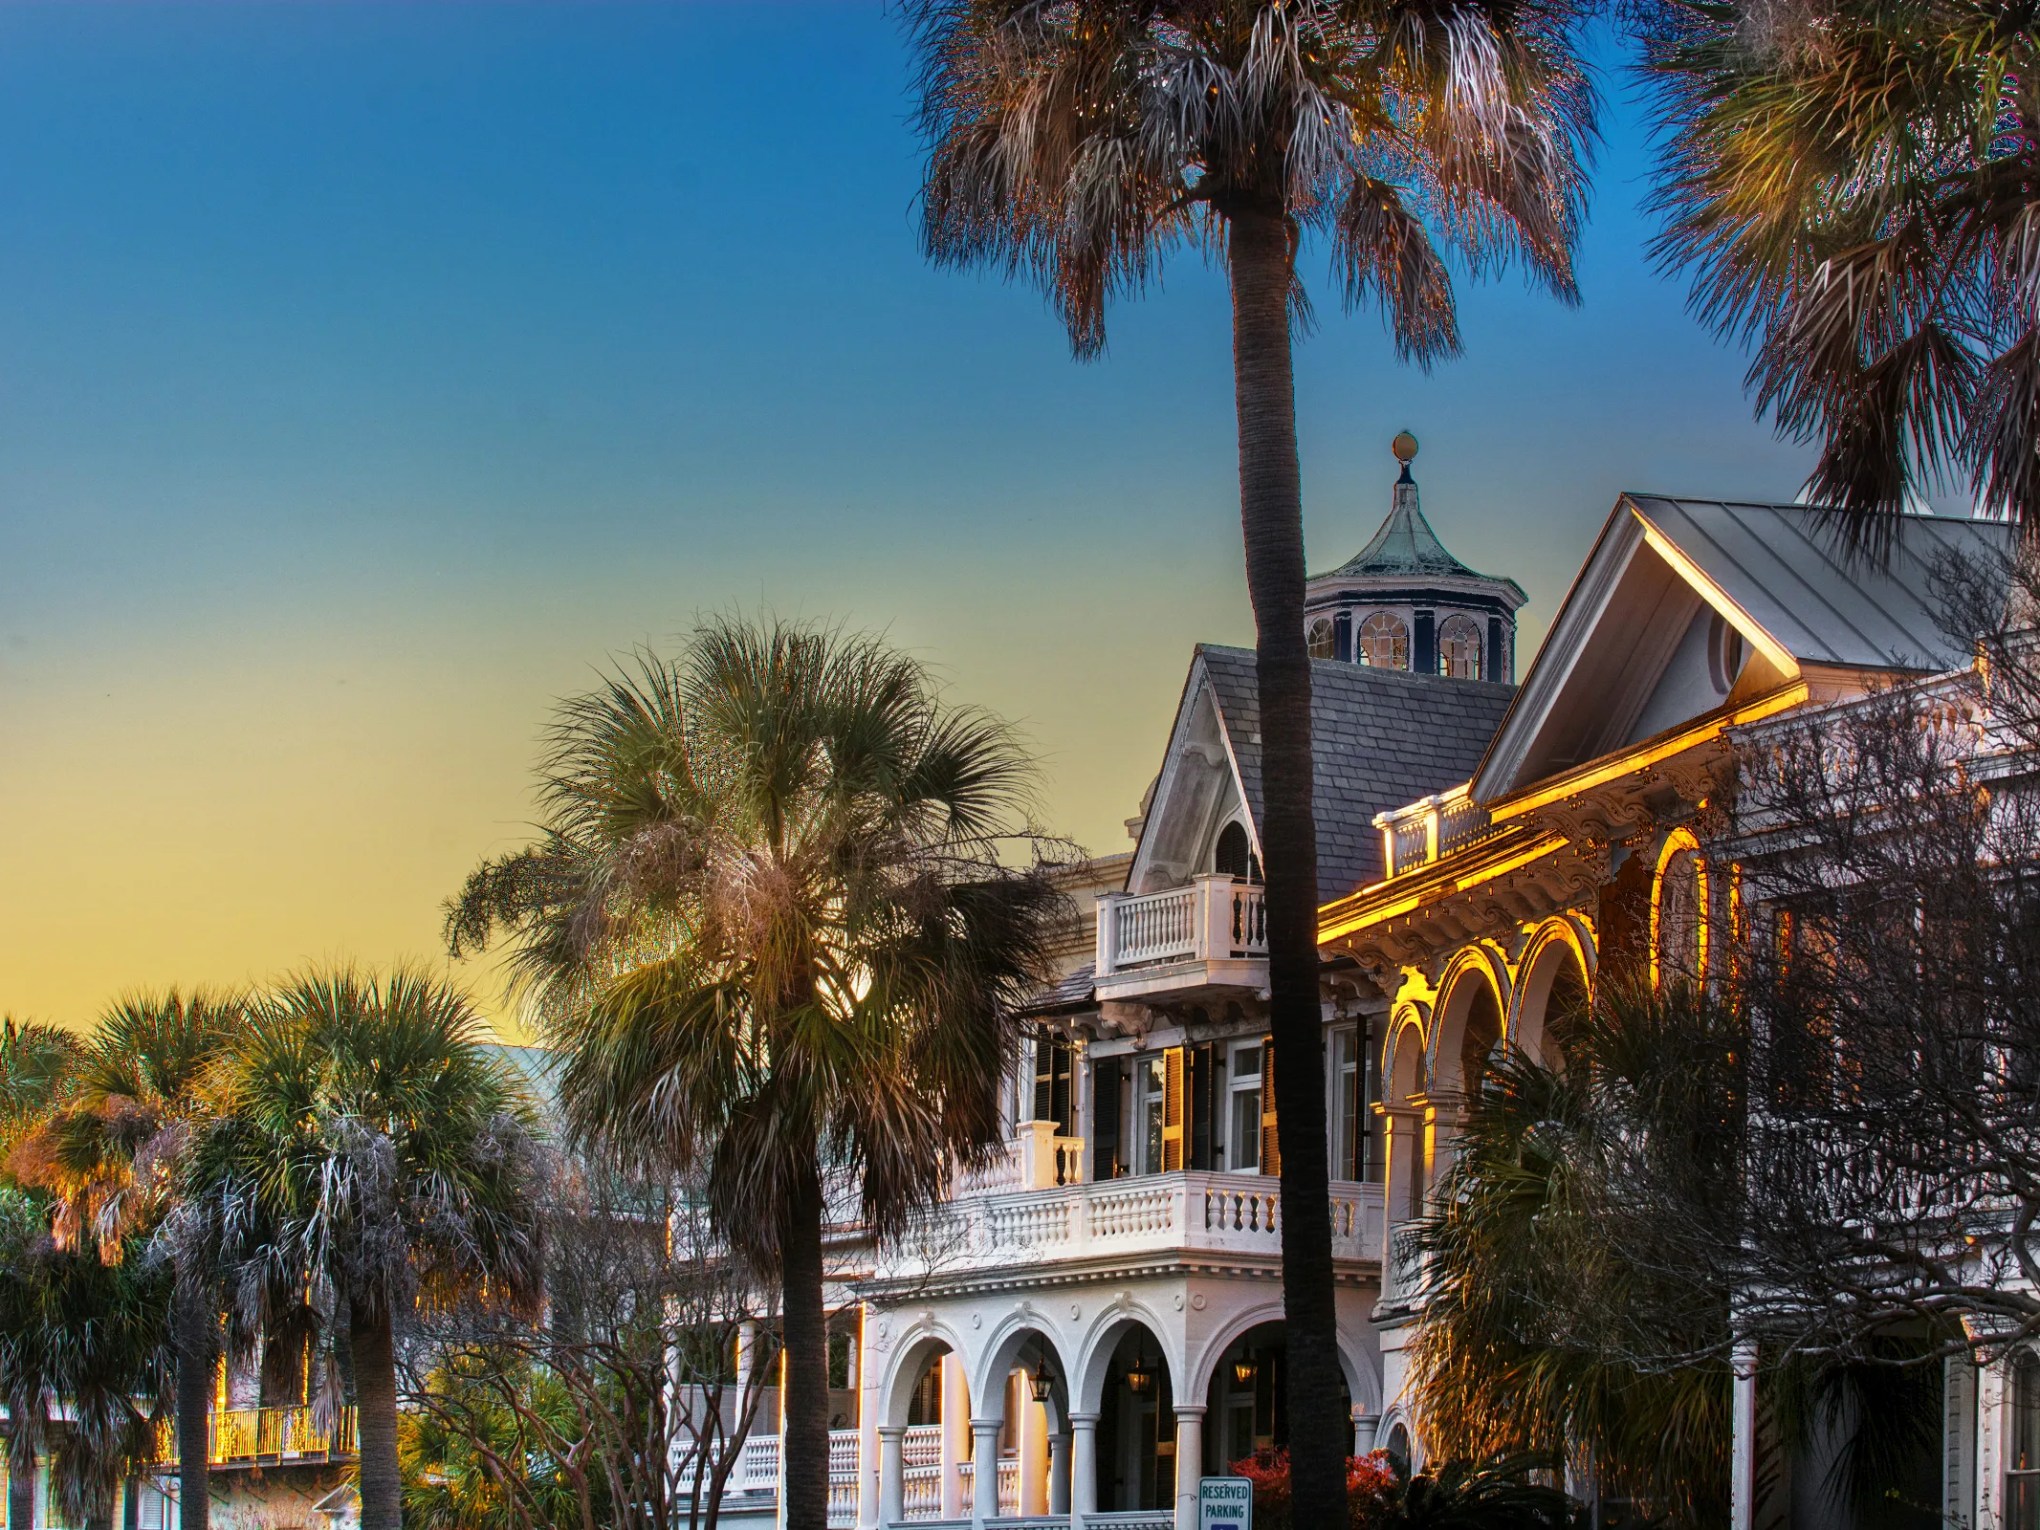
886;1170;1382;1284
1374;786;1493;879
151;1406;357;1470
1093;874;1267;1002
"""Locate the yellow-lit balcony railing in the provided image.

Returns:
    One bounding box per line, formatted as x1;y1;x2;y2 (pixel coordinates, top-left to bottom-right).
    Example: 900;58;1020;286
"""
150;1406;358;1468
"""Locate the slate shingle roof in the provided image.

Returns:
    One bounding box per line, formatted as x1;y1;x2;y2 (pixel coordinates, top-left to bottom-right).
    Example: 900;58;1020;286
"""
1198;645;1516;902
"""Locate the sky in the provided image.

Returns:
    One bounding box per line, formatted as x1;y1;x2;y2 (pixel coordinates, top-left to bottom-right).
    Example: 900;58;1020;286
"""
0;1;1822;1036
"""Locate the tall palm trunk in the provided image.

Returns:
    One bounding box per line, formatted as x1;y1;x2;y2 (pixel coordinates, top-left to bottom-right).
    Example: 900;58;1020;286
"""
8;1440;35;1530
348;1309;401;1530
171;1280;213;1530
1227;205;1348;1529
777;1153;830;1530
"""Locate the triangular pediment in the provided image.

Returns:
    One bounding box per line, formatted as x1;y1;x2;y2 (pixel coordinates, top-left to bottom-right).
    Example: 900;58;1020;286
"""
1471;495;2007;803
1124;652;1257;897
1471;501;1794;800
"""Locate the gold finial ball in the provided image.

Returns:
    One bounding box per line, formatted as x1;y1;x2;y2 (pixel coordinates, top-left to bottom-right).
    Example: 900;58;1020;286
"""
1391;430;1419;465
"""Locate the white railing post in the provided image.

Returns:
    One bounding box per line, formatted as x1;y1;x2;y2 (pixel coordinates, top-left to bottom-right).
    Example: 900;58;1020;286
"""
1095;892;1118;974
1192;873;1232;961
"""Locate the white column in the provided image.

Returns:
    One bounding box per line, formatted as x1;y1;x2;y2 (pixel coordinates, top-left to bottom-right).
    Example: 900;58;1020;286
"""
1730;1338;1758;1530
736;1318;759;1399
940;1354;970;1520
1173;1405;1206;1530
1069;1413;1099;1526
1352;1406;1379;1457
1049;1431;1071;1516
877;1426;906;1530
971;1418;1003;1527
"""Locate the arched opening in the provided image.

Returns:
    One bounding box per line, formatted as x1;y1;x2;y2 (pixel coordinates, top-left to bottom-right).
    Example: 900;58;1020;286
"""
1201;1322;1351;1473
977;1328;1071;1519
1652;834;1707;989
1213;820;1261;883
884;1337;968;1520
1382;1421;1412;1468
1096;1326;1174;1513
1514;929;1592;1070
1435;965;1504;1105
1383;1017;1429;1230
1357;612;1409;670
1437;614;1484;680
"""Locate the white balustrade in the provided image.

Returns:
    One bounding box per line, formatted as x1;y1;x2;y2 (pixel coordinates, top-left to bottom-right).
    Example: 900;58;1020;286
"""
1095;875;1268;978
885;1173;1381;1280
736;1433;780;1494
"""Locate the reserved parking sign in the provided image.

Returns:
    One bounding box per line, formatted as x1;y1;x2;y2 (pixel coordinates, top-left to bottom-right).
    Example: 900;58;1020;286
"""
1198;1476;1253;1530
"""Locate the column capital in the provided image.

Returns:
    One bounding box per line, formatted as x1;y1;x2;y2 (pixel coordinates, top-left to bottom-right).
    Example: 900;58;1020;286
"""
877;1424;908;1441
1171;1404;1207;1420
970;1417;1003;1433
1068;1411;1101;1427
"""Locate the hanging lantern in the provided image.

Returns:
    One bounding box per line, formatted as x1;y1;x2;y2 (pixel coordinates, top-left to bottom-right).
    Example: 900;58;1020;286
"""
1125;1359;1154;1395
1030;1369;1054;1403
1232;1358;1258;1387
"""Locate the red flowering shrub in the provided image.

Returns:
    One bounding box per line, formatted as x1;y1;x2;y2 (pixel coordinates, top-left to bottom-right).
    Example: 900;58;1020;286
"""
1229;1448;1398;1529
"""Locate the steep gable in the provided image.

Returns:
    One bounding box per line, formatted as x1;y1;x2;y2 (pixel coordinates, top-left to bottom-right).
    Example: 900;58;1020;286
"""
1472;495;2014;801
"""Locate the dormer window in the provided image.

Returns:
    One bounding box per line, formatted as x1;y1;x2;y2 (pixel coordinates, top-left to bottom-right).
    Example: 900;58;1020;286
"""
1358;612;1409;670
1214;820;1261;882
1306;617;1337;660
1438;614;1483;680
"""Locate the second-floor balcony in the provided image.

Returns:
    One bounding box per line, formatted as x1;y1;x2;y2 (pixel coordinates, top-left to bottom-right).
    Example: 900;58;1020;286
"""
883;1169;1382;1286
151;1405;358;1471
1093;874;1267;1002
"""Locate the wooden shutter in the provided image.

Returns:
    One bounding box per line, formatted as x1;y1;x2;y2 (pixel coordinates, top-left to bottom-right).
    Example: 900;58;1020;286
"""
1093;1056;1124;1180
1161;1046;1186;1172
1260;1036;1282;1177
1032;1033;1052;1124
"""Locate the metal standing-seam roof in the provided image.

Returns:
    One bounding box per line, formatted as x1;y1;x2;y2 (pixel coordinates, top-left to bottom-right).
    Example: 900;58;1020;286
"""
1625;496;2016;672
1198;645;1516;901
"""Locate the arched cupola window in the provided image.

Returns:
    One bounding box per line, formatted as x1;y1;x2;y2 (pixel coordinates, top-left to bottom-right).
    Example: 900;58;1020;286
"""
1214;820;1262;882
1358;612;1409;670
1438;614;1483;680
1307;617;1337;659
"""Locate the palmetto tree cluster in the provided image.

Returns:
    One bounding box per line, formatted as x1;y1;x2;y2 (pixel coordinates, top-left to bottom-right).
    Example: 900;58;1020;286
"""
1;978;545;1530
1646;0;2040;535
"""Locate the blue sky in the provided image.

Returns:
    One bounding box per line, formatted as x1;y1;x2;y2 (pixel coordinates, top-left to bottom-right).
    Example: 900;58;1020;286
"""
0;1;1815;1027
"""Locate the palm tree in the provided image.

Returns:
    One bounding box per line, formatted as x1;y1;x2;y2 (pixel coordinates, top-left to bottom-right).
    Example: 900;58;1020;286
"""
9;992;247;1530
1644;0;2040;539
0;1020;81;1163
181;970;545;1530
445;620;1065;1530
905;6;1596;1518
0;1190;168;1530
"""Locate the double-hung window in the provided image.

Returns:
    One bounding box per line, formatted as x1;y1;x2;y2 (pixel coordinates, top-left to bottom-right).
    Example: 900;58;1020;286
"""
1229;1044;1264;1173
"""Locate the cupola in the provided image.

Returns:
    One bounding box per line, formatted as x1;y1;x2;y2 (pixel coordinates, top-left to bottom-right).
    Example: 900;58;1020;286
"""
1304;433;1527;682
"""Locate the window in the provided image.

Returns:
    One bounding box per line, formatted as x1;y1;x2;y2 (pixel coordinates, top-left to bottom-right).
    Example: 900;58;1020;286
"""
1229;1044;1264;1173
1030;1032;1075;1134
1092;1055;1128;1179
1137;1055;1167;1174
1214;820;1261;882
1307;617;1337;659
2012;1352;2040;1528
1653;841;1706;987
1330;1027;1382;1181
1708;611;1747;694
1358;612;1408;670
1437;614;1483;680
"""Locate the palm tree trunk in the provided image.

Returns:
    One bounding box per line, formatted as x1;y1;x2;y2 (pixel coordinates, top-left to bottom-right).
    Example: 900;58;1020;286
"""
1226;205;1348;1529
8;1440;35;1530
171;1279;213;1530
777;1153;830;1530
348;1309;402;1530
